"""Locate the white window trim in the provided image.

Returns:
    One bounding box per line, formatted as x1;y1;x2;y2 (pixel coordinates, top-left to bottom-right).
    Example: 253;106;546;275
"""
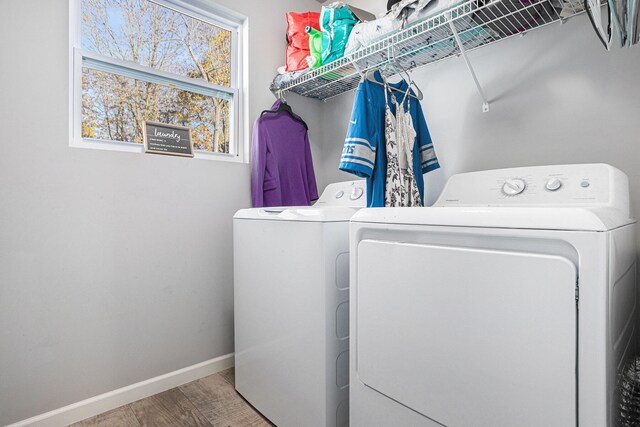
69;0;248;162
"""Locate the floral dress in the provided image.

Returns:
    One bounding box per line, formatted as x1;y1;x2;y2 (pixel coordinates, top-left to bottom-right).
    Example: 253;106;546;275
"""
384;83;422;207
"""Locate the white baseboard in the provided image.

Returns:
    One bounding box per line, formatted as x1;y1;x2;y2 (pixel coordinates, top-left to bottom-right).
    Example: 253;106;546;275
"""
8;353;234;427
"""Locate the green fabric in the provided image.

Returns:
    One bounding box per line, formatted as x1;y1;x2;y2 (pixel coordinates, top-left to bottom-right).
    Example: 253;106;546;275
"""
320;3;358;65
307;27;323;69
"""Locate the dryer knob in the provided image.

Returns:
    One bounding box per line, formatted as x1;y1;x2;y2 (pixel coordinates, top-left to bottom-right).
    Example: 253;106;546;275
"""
502;178;526;196
350;187;364;200
335;190;344;199
545;178;562;191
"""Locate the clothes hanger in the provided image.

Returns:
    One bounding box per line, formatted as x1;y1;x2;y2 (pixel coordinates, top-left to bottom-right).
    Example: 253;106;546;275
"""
261;89;308;129
349;47;423;101
346;54;423;102
389;59;424;101
276;89;293;113
362;68;423;101
379;51;424;101
379;44;425;101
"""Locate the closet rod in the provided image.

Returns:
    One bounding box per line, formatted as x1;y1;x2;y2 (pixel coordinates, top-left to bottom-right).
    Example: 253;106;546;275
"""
447;12;490;112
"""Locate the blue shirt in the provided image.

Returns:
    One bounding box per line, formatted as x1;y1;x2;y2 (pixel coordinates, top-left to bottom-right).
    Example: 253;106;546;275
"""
339;71;439;207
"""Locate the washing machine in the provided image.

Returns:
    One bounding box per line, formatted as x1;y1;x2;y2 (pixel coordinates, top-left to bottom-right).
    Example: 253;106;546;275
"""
350;164;636;427
234;180;365;427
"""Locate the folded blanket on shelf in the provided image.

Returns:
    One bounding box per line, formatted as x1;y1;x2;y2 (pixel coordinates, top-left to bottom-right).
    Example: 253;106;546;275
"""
344;15;403;55
388;0;437;19
344;0;475;57
270;70;310;92
405;0;470;24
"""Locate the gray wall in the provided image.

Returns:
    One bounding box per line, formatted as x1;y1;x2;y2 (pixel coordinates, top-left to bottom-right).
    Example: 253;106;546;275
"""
0;0;319;425
318;14;640;210
3;0;639;424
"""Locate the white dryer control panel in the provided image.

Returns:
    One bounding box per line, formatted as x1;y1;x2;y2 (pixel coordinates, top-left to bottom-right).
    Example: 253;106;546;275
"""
434;164;629;210
315;180;366;206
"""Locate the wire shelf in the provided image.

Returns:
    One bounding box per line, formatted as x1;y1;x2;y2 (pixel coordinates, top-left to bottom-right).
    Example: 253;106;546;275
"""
280;0;587;101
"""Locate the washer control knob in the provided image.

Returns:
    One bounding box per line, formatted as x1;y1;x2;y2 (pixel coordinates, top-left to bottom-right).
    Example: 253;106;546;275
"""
502;178;526;196
581;181;590;188
350;187;364;200
545;178;562;191
335;190;344;199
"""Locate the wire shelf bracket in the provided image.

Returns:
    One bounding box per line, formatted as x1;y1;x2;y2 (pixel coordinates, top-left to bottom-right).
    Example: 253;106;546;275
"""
447;12;490;112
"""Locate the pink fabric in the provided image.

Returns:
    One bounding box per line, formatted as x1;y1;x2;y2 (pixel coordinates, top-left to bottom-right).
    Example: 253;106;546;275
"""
286;12;321;72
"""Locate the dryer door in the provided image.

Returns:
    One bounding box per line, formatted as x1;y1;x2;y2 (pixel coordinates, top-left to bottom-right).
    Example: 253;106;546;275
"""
356;240;577;427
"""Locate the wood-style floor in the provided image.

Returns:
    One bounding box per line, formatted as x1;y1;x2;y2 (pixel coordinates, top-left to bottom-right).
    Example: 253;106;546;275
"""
69;368;273;427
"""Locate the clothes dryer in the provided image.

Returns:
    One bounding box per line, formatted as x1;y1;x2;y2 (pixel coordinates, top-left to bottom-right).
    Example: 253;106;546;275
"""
234;180;365;427
350;164;636;427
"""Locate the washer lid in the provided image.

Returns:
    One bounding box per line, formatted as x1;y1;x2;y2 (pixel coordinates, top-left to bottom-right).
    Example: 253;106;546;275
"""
235;206;361;222
350;206;634;231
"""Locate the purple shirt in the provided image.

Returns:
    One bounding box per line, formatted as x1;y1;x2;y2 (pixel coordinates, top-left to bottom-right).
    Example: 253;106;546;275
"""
251;101;319;207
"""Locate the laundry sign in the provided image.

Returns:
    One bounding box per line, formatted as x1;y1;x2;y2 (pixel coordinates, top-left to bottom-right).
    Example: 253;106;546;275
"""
143;121;194;157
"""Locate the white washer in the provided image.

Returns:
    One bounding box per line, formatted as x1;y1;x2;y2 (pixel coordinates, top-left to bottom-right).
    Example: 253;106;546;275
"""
234;180;365;427
350;164;636;427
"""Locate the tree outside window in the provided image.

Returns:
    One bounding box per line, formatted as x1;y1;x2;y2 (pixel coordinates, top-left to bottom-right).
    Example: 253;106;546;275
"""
80;0;236;154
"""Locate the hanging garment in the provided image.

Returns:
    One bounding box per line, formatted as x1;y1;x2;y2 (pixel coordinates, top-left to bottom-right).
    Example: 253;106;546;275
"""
339;71;439;207
585;0;640;48
632;0;640;44
384;91;402;206
585;0;612;48
251;100;319;207
396;100;422;206
610;0;629;46
286;12;321;72
384;85;422;207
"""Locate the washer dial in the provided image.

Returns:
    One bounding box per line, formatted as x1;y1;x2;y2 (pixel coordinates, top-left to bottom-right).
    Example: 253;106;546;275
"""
502;178;526;196
545;178;562;191
350;187;364;200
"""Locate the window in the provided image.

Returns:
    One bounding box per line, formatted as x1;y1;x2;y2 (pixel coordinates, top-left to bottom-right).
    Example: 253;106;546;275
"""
71;0;245;159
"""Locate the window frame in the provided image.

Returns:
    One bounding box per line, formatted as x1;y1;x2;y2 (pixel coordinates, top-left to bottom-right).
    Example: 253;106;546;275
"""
69;0;247;162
